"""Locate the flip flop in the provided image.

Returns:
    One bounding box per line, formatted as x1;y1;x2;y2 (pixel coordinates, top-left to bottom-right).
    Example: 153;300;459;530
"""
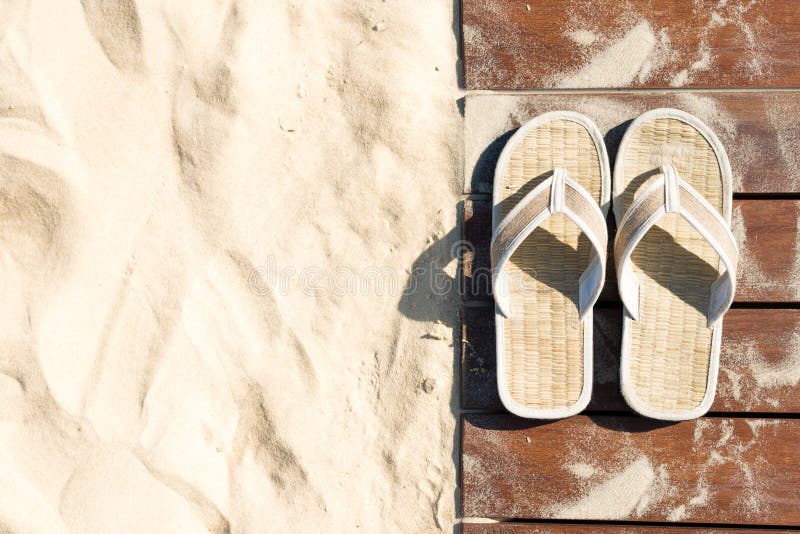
613;108;738;421
492;111;610;419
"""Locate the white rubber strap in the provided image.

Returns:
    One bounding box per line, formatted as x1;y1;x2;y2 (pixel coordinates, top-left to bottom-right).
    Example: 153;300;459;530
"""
615;165;739;327
491;167;608;321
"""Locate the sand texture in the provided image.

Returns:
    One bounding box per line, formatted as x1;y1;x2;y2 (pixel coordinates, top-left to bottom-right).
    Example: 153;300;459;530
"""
0;1;460;532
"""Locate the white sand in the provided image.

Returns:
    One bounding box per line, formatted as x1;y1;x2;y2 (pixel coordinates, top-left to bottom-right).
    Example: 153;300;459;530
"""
553;21;665;88
0;1;460;532
549;456;661;520
565;462;597;479
564;29;598;47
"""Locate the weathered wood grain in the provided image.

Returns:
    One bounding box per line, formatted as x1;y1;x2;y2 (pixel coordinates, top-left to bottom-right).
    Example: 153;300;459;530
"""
463;524;795;533
461;199;800;303
461;201;490;302
462;200;491;301
462;415;800;524
464;93;800;194
462;0;800;89
735;201;800;302
461;304;498;410
462;306;800;413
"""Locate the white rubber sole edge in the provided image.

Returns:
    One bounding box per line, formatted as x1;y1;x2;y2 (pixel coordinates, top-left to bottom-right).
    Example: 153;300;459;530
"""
613;107;732;421
493;111;611;419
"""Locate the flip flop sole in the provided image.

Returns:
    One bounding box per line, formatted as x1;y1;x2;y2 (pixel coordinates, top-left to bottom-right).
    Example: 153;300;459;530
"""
494;112;610;419
613;108;733;420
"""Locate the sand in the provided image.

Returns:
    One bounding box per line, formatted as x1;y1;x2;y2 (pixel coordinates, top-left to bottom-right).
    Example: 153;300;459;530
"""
552;20;673;89
0;1;461;532
551;456;658;519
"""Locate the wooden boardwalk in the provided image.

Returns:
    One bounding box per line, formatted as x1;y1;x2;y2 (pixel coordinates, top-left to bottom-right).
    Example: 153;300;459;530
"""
458;1;800;530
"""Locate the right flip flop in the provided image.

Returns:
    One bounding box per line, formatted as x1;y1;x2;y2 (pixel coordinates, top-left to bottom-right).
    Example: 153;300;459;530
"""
613;108;739;421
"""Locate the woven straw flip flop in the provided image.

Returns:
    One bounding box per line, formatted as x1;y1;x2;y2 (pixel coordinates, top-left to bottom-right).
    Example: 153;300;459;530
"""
492;112;610;419
613;108;738;420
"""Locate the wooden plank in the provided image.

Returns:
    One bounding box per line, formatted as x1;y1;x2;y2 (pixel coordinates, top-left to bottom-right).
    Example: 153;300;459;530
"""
719;309;800;412
461;200;490;302
461;199;800;303
464;93;800;194
462;200;491;301
461;304;498;410
463;523;795;533
463;306;800;413
462;0;800;89
462;415;800;524
736;201;800;302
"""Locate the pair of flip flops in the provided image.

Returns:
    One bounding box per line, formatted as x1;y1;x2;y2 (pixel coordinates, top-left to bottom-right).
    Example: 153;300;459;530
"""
491;109;738;421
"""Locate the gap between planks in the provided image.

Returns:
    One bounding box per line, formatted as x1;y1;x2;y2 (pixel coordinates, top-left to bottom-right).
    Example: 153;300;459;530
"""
463;193;800;201
463;87;800;95
463;300;800;311
461;519;800;532
459;410;800;419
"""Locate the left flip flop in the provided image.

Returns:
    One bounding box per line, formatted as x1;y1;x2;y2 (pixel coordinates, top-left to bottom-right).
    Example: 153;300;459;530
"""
492;111;611;419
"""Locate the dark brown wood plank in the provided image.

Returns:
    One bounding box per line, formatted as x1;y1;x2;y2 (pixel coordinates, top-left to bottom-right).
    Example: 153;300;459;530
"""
462;200;491;301
461;304;497;410
462;415;800;524
461;200;489;302
465;93;800;194
461;199;800;303
736;200;800;302
719;309;800;412
462;307;800;413
462;0;800;89
463;523;794;533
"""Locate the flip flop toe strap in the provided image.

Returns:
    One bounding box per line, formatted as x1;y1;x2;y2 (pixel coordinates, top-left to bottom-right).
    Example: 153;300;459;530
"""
491;167;608;321
615;164;739;327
